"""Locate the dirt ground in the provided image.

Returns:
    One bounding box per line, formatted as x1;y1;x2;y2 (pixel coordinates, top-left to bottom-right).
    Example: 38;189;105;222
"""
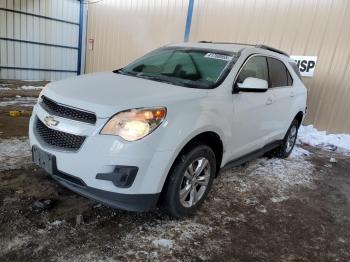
1;81;350;261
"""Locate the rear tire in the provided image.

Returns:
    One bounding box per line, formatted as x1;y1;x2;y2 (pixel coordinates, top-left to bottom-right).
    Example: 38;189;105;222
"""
270;119;299;158
160;144;216;217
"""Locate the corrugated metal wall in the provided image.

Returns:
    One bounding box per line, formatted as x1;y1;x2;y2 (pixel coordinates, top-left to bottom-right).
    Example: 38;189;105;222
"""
85;0;189;73
85;0;350;134
0;0;81;80
189;0;350;134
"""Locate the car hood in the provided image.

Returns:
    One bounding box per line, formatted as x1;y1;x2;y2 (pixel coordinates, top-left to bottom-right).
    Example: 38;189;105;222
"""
42;72;208;118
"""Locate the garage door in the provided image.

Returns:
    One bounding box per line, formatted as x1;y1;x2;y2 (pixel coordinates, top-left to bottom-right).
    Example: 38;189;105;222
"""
0;0;83;80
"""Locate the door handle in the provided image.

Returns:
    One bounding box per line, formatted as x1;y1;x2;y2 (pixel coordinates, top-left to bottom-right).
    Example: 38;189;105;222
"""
266;97;273;105
290;91;295;97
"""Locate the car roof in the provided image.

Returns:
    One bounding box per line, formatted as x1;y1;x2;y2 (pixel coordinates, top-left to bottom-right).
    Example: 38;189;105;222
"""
168;42;251;53
167;41;291;60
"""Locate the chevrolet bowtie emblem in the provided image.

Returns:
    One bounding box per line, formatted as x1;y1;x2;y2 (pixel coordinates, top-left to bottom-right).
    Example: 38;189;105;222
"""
44;115;59;127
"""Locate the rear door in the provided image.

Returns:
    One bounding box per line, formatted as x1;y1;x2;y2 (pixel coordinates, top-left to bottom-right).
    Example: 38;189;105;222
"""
265;57;295;142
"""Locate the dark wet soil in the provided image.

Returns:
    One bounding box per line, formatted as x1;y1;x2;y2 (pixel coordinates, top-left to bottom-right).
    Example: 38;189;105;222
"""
0;80;41;139
1;146;350;261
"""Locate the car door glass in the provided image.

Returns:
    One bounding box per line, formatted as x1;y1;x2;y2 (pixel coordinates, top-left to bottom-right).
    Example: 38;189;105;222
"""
237;56;268;84
267;57;289;88
287;70;293;86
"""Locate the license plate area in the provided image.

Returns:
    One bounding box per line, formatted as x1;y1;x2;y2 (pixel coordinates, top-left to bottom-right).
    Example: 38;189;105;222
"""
32;146;54;174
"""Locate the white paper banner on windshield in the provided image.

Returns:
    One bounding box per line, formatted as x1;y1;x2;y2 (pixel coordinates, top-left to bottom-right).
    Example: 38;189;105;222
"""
204;53;232;61
290;56;317;77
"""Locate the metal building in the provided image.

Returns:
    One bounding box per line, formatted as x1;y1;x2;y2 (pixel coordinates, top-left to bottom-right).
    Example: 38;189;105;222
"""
0;0;85;80
85;0;350;134
85;0;189;73
1;0;349;134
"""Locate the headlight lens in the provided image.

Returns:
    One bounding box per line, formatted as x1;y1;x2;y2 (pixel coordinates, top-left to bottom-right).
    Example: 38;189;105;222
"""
100;107;166;141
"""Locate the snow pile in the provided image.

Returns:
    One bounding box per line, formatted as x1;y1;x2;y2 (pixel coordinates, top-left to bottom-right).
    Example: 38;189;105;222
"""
152;239;173;249
17;85;44;90
290;145;311;159
298;125;350;152
0;97;37;107
0;138;31;171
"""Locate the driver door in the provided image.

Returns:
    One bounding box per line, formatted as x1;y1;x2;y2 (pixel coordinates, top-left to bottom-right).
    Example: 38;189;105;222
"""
230;55;274;159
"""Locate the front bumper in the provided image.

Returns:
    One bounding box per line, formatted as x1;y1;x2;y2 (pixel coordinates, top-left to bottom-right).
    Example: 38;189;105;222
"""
44;153;159;211
56;178;159;212
29;103;176;211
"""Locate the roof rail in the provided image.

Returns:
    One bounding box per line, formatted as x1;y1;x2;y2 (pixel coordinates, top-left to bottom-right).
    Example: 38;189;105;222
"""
255;44;289;57
198;41;255;46
197;41;289;56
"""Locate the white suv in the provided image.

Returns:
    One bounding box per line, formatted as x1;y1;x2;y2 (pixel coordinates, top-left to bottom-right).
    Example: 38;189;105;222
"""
29;42;307;217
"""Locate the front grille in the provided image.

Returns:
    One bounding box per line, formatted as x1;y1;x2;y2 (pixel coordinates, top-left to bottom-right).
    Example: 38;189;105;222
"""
41;96;96;124
36;118;86;150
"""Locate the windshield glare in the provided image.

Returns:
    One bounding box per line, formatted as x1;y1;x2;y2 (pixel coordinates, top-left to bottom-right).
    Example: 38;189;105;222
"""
119;48;236;89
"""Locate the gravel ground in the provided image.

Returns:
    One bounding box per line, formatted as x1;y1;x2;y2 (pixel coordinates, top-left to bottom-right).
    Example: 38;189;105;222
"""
1;81;350;261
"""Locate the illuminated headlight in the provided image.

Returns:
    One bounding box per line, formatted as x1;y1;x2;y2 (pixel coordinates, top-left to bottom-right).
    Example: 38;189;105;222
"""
100;107;167;141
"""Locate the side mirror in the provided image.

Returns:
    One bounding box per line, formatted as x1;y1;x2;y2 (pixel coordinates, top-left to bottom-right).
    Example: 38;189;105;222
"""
233;77;268;93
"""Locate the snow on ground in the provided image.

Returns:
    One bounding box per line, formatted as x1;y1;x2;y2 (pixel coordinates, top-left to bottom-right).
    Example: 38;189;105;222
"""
120;220;212;252
219;145;315;207
152;239;173;249
0;97;37;107
298;125;350;152
0;235;32;254
0;137;31;171
56;219;212;261
0;84;44;90
0;84;11;90
94;145;315;260
290;145;312;159
16;85;44;90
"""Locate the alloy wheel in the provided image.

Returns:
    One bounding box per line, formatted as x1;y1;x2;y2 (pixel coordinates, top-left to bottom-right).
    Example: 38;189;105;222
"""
286;125;297;153
179;157;211;208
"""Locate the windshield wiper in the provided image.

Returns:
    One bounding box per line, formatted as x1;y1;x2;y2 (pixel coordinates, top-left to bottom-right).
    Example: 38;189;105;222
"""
113;68;137;77
114;70;207;89
136;73;187;87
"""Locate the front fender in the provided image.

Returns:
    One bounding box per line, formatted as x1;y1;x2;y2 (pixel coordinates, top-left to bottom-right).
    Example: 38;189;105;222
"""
148;95;231;153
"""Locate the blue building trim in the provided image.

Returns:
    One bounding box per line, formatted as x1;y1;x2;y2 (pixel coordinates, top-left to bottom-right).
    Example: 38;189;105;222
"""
77;0;84;75
0;38;78;50
0;8;79;26
184;0;195;42
0;66;77;73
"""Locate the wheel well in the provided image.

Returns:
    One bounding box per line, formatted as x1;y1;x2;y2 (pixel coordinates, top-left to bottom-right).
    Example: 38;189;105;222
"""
176;132;223;176
295;111;304;127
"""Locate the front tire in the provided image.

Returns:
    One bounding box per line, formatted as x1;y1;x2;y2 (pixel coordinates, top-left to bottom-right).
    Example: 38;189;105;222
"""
160;144;216;217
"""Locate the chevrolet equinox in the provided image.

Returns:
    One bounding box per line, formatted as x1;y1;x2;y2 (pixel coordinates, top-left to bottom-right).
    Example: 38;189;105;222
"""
30;42;307;217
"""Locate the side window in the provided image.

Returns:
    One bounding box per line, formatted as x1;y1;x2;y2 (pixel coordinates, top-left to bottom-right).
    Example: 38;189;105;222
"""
289;62;303;81
287;70;293;86
267;57;290;88
236;56;268;84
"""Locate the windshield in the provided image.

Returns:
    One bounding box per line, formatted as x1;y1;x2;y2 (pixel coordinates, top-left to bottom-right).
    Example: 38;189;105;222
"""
115;47;238;89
